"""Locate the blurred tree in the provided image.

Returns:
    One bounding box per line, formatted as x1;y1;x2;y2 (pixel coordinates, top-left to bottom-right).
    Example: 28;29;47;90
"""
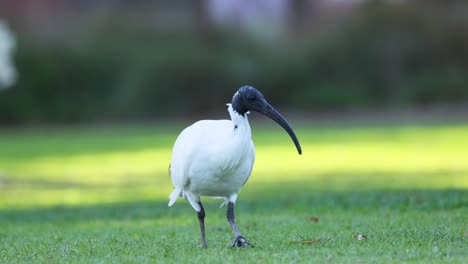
288;0;309;36
194;0;215;45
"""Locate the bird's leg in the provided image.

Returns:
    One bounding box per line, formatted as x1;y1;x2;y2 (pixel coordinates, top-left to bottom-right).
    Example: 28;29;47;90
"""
197;201;208;248
227;202;252;248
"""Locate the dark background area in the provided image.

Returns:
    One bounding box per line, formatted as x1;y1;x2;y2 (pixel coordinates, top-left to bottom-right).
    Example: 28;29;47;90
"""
0;0;467;124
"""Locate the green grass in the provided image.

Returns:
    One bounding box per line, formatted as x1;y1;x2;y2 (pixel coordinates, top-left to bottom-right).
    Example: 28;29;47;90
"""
0;122;467;263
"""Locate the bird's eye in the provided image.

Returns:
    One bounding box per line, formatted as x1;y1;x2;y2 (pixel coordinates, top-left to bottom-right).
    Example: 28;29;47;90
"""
247;94;256;100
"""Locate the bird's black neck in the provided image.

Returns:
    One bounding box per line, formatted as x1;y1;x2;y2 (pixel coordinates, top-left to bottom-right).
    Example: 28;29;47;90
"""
232;99;248;116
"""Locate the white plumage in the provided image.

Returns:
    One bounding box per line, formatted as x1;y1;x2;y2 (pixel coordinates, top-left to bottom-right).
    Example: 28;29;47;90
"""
169;104;255;211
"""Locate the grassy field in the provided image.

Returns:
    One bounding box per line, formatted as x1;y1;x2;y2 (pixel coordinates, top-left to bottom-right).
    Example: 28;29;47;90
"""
0;122;467;263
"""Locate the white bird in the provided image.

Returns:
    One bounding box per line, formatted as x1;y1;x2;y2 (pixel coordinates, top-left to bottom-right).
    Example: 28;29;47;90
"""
168;85;302;248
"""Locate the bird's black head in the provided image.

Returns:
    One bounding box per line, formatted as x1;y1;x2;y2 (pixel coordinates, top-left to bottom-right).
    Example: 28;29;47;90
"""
232;86;266;116
231;85;302;155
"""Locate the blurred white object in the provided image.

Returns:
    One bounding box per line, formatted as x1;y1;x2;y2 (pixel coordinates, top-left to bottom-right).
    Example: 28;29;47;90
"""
208;0;288;40
0;20;17;89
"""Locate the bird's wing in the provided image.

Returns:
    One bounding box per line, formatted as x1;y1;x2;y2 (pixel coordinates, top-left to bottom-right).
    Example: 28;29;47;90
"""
169;130;192;189
169;120;232;189
170;121;209;188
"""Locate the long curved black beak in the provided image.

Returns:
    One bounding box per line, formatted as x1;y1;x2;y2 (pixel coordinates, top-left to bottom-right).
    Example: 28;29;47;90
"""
254;100;302;155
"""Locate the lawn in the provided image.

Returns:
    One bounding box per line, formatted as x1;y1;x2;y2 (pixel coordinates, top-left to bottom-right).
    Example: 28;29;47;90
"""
0;122;467;263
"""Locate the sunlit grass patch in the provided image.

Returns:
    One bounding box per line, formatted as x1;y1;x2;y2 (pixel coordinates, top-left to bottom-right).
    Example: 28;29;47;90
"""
0;123;467;208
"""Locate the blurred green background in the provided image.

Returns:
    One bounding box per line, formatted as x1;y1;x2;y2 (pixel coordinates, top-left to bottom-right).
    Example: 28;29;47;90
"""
1;0;468;123
0;1;467;262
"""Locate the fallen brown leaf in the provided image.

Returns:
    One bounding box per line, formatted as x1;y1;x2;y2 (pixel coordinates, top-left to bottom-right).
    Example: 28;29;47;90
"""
310;216;320;223
292;240;320;245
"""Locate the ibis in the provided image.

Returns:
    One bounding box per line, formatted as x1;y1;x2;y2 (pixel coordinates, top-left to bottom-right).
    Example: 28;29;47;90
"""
168;85;302;248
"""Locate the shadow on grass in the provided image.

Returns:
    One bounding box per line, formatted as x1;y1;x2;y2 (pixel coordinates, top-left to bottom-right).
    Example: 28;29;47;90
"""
0;187;466;224
0;200;175;224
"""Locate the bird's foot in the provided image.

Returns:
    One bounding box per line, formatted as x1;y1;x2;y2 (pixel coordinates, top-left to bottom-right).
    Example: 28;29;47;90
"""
231;236;253;248
201;239;208;249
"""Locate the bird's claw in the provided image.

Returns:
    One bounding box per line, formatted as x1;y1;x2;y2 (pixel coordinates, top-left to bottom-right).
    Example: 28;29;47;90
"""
231;236;253;248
